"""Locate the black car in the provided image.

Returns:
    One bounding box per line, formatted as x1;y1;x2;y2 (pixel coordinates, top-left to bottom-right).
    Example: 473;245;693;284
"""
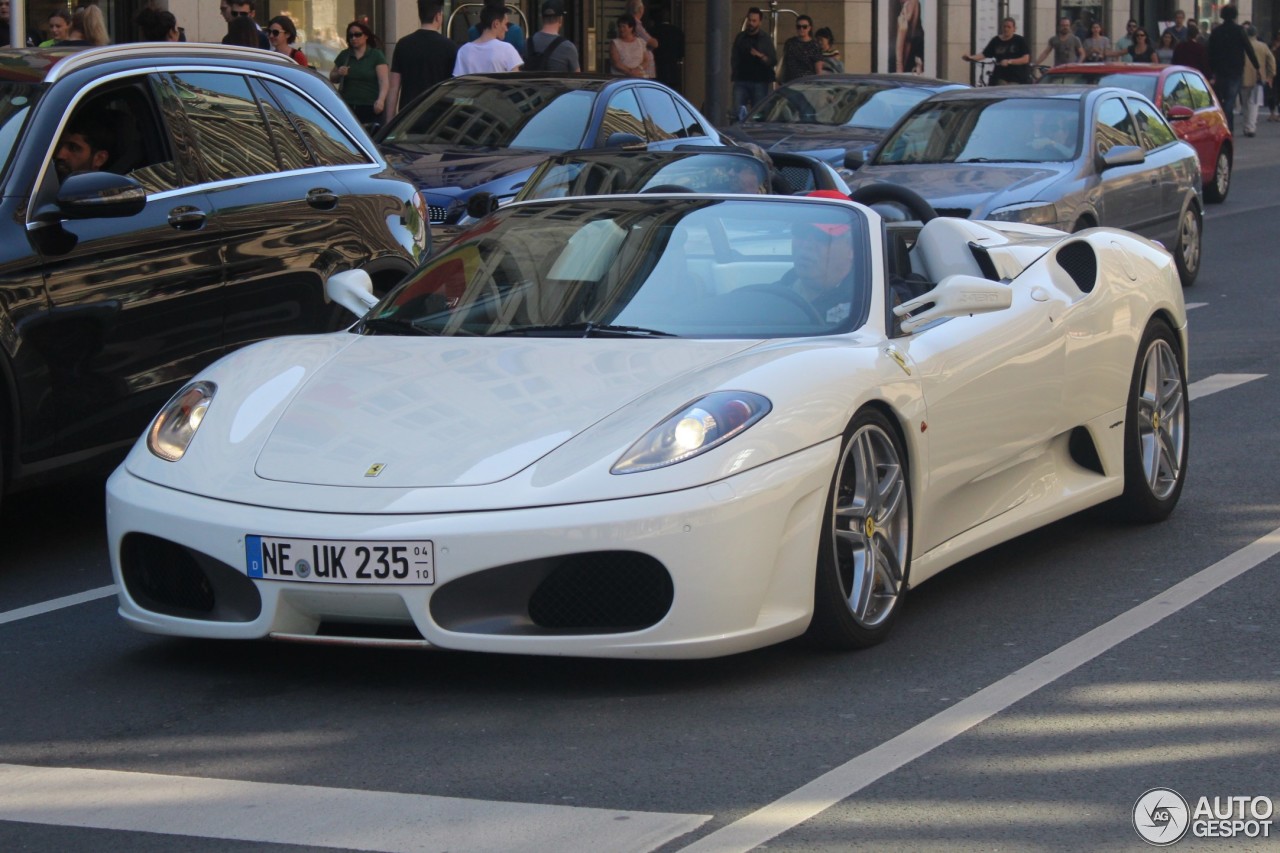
723;73;967;175
376;73;725;245
0;44;428;512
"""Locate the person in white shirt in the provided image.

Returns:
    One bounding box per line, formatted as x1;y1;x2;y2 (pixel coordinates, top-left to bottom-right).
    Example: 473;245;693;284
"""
454;4;524;74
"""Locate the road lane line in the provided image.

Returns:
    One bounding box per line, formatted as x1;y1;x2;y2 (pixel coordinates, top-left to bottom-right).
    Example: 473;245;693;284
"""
1188;373;1265;400
0;585;116;626
1184;302;1207;309
678;528;1280;853
0;763;709;853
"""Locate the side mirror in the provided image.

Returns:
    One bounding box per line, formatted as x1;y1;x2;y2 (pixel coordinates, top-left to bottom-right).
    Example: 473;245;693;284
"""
465;192;499;220
844;147;873;171
605;132;645;148
1100;145;1145;169
1164;104;1194;122
52;171;147;220
326;269;379;318
893;274;1012;333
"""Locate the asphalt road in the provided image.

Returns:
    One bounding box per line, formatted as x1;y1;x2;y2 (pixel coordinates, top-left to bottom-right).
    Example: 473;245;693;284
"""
4;127;1280;852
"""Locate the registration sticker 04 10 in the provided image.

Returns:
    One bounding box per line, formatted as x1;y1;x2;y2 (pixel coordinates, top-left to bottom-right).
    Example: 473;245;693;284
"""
245;536;435;584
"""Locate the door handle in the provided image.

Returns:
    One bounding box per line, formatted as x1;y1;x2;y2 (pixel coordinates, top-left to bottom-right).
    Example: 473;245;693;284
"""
167;206;207;230
307;188;339;209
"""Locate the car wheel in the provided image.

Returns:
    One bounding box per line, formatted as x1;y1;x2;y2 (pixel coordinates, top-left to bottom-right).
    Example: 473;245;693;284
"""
1203;147;1231;204
806;409;912;649
1114;320;1189;523
1174;204;1201;287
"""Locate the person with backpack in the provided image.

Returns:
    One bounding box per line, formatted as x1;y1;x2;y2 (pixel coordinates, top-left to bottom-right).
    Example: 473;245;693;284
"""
525;0;579;72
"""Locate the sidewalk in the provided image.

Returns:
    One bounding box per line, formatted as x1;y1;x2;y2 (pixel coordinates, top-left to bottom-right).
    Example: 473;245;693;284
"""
1227;108;1280;172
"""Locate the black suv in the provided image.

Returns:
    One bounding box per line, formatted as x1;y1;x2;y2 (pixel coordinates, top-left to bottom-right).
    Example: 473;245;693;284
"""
0;44;429;512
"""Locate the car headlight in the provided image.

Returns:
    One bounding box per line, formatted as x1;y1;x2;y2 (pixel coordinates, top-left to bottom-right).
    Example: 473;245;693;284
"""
988;202;1060;227
612;391;771;474
147;381;216;462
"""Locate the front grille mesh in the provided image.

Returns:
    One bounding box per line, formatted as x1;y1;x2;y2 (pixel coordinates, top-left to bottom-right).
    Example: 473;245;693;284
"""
528;552;673;631
121;535;214;614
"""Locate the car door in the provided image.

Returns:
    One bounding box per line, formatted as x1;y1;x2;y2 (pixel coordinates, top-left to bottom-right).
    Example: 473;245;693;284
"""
1127;95;1188;242
1091;95;1160;238
594;87;649;147
164;70;373;346
28;73;225;457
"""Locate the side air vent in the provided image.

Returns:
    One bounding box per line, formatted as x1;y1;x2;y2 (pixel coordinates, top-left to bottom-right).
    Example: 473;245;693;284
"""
1056;241;1097;293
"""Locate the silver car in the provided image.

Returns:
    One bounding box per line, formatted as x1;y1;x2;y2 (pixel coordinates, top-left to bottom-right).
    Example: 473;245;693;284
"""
847;86;1203;286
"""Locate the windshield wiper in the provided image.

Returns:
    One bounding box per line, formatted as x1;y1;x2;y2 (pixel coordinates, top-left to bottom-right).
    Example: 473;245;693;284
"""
360;317;441;336
487;322;675;338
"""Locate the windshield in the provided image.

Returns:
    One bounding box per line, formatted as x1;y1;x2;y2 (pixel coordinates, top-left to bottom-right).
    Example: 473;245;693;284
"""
380;81;594;150
875;98;1081;165
1045;74;1157;100
748;82;938;129
365;198;870;339
0;83;38;181
520;152;771;200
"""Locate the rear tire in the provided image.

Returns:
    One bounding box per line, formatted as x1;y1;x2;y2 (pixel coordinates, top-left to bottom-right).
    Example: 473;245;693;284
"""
806;409;912;649
1203;147;1231;203
1114;320;1189;522
1173;204;1201;287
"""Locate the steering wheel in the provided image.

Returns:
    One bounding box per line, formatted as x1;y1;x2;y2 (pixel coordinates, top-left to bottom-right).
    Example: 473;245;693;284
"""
849;183;938;223
737;284;824;324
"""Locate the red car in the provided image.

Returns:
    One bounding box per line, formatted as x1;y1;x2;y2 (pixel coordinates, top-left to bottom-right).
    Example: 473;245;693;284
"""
1042;63;1232;203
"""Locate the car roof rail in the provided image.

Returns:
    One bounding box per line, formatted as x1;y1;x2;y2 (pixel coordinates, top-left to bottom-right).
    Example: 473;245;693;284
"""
46;43;297;83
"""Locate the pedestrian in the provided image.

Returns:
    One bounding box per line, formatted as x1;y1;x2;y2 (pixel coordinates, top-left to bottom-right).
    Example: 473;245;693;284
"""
649;3;685;90
1172;24;1210;75
1207;4;1259;134
40;8;70;45
466;0;525;55
1270;29;1280;121
525;0;579;73
1082;22;1111;62
332;20;389;126
224;0;270;49
1163;10;1189;43
1239;24;1275;136
815;27;843;74
264;16;305;63
780;15;827;82
1036;17;1084;67
894;0;920;73
1115;19;1139;57
0;0;39;46
135;6;180;41
1127;27;1157;63
963;17;1031;84
224;15;259;47
455;4;523;74
625;0;658;52
387;0;456;120
610;14;652;78
1156;31;1177;63
730;7;775;120
68;5;110;46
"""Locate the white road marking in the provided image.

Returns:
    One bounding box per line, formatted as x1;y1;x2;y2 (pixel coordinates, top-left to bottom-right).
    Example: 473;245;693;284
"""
0;585;116;626
1188;373;1265;400
1184;302;1207;309
0;764;709;853
676;527;1280;853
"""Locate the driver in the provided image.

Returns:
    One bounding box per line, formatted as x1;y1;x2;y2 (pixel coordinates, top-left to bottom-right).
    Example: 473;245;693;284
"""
1028;111;1073;158
776;220;855;323
54;114;116;182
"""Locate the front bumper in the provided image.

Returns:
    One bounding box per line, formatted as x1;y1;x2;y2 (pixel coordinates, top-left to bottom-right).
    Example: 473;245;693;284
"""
107;442;837;659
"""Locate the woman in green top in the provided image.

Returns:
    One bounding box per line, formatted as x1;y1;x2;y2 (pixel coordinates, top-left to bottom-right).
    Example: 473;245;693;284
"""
330;20;389;127
39;9;70;47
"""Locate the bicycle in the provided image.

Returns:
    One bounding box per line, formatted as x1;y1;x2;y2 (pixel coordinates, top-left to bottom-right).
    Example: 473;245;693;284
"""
967;57;995;86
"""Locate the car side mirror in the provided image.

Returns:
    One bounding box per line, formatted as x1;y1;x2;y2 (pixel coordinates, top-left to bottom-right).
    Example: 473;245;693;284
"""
844;147;873;170
466;192;499;220
605;132;645;149
1099;145;1145;169
326;269;379;318
52;171;147;220
1164;104;1194;121
893;274;1012;333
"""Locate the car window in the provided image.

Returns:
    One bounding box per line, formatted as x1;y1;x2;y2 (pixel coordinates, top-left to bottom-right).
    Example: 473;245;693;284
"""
635;87;684;140
1094;97;1139;155
382;82;593;151
259;79;367;166
168;72;280;181
1162;73;1194;110
1183;72;1214;110
0;83;38;180
248;77;313;171
875;98;1078;165
598;89;648;144
674;100;708;138
1128;97;1178;150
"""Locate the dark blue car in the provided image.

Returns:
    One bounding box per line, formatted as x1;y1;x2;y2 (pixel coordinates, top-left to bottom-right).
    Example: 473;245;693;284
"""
376;73;725;246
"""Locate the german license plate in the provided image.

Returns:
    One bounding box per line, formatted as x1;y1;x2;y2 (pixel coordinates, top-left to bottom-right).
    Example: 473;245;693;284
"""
245;536;434;584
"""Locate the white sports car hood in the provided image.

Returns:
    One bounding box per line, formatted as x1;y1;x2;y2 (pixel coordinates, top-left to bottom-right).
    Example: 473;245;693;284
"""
252;336;760;488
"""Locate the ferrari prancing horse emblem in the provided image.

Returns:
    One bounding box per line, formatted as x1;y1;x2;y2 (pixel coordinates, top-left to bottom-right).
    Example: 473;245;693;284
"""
364;463;386;478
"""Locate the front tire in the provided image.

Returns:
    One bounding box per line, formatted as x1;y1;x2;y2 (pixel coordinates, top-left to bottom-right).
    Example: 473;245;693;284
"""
806;409;912;649
1115;321;1189;522
1174;204;1201;287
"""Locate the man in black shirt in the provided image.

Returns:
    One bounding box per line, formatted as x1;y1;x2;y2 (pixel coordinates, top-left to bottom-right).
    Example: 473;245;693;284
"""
730;7;777;122
1207;4;1259;134
964;17;1031;84
387;0;458;121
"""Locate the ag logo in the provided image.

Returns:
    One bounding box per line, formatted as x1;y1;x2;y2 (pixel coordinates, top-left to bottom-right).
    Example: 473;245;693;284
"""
1134;788;1190;845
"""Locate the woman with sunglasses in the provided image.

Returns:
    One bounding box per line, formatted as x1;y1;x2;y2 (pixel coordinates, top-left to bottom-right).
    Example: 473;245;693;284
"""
267;15;307;66
1128;29;1157;63
780;15;828;82
331;21;389;126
